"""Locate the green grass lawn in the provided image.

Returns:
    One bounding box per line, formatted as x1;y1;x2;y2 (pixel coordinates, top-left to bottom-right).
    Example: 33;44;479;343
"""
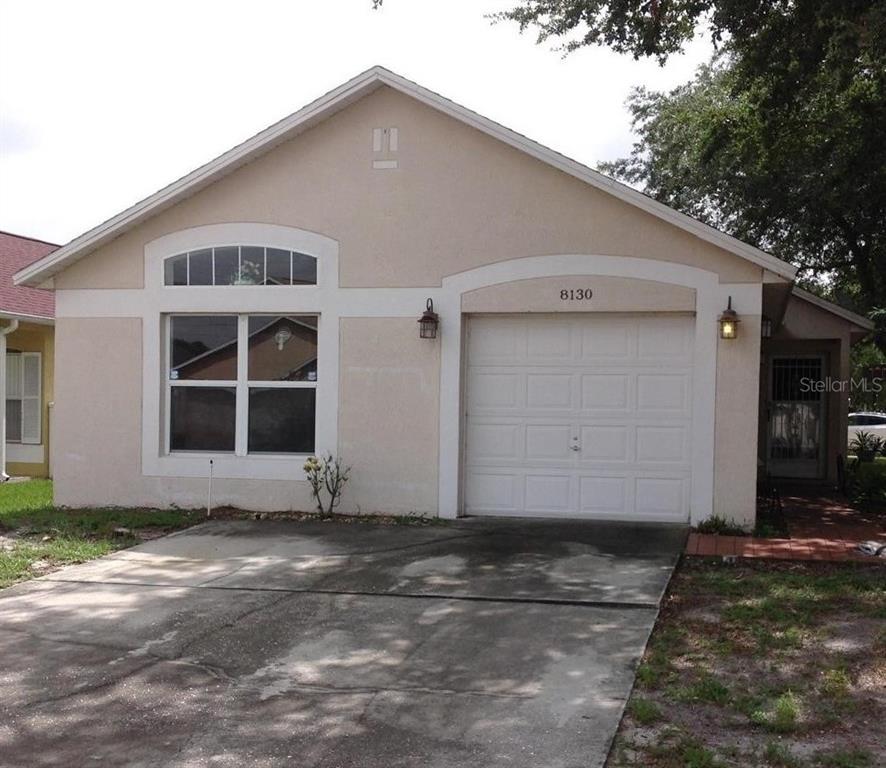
608;559;886;767
0;480;203;588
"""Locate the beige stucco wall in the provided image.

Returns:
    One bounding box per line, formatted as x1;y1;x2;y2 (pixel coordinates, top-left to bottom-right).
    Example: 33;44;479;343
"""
56;86;761;292
49;84;772;522
338;318;440;515
53;317;315;510
461;275;696;313
713;315;762;527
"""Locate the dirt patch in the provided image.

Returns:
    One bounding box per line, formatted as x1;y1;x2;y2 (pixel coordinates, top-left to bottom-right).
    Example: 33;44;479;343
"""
607;558;886;767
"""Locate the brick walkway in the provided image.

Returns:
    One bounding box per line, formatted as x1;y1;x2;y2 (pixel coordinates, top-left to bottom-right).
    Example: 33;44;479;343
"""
686;492;886;564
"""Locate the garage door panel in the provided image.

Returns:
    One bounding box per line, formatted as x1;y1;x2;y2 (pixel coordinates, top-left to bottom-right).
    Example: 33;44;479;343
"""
636;374;690;414
579;319;633;359
637;317;693;360
635;426;689;463
580;425;630;461
467;472;521;512
579;476;628;515
466;423;522;461
581;374;630;410
525;425;573;460
466;314;693;521
635;477;687;518
525;474;572;513
469;319;523;362
526;320;573;361
468;371;522;409
526;373;574;409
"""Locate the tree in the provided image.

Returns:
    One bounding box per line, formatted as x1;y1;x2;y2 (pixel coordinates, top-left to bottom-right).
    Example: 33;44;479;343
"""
496;1;886;319
599;55;886;316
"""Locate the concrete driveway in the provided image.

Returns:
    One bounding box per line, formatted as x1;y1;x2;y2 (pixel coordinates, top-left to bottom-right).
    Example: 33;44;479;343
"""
0;518;685;768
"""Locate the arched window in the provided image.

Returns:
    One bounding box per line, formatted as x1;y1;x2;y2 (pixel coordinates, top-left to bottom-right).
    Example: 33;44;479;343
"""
163;246;317;286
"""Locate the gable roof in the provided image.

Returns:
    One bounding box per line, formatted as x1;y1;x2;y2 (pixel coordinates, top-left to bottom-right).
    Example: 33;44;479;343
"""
0;231;57;321
15;66;798;287
791;286;874;331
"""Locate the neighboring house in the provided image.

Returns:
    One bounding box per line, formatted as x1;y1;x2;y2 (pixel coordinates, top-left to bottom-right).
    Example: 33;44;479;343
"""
0;231;56;479
15;67;873;525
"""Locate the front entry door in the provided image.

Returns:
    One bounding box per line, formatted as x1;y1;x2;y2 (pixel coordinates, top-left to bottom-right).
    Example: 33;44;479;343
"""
767;356;826;479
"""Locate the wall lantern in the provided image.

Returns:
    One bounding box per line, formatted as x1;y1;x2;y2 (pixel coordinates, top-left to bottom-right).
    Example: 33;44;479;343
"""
718;296;740;340
761;315;773;339
418;298;439;339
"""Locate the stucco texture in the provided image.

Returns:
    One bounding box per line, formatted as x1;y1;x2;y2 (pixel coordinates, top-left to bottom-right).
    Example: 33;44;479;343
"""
55;86;761;291
49;84;771;521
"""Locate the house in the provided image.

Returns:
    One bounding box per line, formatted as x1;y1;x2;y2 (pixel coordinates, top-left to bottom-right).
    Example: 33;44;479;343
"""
1;231;57;479
14;67;873;525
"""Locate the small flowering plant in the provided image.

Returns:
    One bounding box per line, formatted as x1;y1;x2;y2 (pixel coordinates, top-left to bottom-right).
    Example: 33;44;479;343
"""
303;453;350;516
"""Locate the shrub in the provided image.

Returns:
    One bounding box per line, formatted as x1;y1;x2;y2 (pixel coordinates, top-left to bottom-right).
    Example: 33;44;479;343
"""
696;515;747;536
848;431;883;462
303;453;351;516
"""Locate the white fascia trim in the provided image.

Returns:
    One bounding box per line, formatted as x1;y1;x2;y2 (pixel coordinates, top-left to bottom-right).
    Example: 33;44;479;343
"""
791;286;874;330
16;66;797;287
0;311;54;326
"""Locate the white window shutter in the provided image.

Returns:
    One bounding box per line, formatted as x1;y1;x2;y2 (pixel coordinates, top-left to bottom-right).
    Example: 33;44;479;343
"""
6;353;21;399
21;353;41;445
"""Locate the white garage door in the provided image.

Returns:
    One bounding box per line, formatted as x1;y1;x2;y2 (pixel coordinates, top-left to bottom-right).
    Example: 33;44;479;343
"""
465;314;694;521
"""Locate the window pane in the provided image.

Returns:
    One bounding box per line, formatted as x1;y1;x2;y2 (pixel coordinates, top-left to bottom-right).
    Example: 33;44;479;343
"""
5;400;21;442
248;316;317;382
213;246;239;285
170;387;235;451
237;246;265;285
165;253;188;286
292;252;317;285
248;387;315;453
170;315;238;380
266;248;291;285
188;249;213;285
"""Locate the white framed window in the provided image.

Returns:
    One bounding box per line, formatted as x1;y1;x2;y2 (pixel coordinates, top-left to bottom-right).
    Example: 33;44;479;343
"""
5;352;41;445
166;314;317;455
163;246;317;286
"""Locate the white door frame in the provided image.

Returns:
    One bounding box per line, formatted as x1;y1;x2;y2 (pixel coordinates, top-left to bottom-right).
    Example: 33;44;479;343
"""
437;254;760;525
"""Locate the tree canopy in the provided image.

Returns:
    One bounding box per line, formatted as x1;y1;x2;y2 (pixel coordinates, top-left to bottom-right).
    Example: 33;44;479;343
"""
371;1;885;327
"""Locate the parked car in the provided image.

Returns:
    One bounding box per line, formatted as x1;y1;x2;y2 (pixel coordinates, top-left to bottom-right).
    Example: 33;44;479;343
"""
848;412;886;445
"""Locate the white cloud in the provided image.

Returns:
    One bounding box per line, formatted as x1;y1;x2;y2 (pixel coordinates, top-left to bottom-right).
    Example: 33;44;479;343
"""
0;0;712;243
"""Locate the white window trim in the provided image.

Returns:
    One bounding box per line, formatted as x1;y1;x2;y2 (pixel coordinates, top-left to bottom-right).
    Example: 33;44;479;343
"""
165;314;318;458
5;351;41;445
141;223;339;481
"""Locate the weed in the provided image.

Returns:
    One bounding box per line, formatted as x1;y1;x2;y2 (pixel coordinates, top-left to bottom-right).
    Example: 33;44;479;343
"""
814;748;873;768
763;740;801;767
627;697;661;725
752;691;801;733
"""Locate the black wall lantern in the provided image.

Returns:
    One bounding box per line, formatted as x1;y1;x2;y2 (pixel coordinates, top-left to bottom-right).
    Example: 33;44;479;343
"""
761;315;773;339
418;298;439;339
718;296;740;339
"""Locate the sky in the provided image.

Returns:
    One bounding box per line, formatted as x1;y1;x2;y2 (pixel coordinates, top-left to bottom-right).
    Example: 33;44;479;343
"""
0;1;713;245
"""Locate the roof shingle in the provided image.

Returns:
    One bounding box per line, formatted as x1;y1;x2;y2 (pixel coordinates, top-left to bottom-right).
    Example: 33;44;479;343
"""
0;231;57;319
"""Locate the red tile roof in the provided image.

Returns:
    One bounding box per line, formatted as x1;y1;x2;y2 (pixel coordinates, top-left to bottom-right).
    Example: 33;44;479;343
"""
0;231;57;320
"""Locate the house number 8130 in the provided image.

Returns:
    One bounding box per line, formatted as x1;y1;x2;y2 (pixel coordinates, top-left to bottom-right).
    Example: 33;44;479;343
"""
560;289;593;300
